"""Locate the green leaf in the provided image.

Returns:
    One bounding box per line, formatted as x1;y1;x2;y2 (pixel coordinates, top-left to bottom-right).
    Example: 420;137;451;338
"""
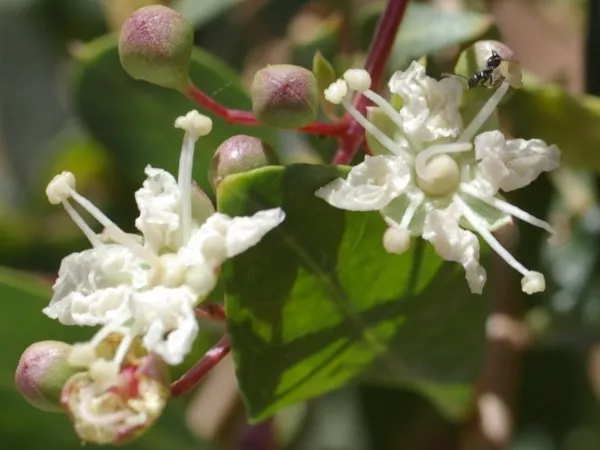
501;84;600;172
0;268;207;449
176;0;242;28
74;34;275;195
217;164;487;422
312;51;337;120
358;2;492;70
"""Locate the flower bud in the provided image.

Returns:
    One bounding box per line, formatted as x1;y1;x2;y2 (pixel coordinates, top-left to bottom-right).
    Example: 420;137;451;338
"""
15;341;81;413
209;135;279;190
251;64;319;129
472;40;522;89
119;5;193;91
62;352;170;445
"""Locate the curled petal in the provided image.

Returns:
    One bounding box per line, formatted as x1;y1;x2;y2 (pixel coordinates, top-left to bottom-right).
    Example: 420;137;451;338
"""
388;61;463;142
132;287;199;365
422;205;486;294
44;246;146;326
315;155;410;211
196;208;286;259
62;359;169;445
474;131;560;193
134;166;181;251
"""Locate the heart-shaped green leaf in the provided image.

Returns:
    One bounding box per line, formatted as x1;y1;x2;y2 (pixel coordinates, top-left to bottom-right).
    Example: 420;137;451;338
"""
74;35;275;195
217;164;488;422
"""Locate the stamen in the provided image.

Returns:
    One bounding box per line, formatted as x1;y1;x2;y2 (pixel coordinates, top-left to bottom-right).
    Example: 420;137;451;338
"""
460;186;555;234
343;69;372;92
362;89;422;152
458;81;510;143
453;194;530;277
324;80;349;104
62;200;102;247
79;389;127;426
174;111;212;246
415;142;472;181
399;193;424;229
341;98;412;162
112;332;134;368
68;189;159;264
177;134;195;246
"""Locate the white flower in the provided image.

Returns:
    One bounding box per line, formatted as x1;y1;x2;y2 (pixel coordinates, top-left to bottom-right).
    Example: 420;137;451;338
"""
315;62;560;294
44;110;285;368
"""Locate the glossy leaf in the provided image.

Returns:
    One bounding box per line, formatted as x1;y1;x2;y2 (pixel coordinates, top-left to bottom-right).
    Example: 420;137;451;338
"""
0;268;206;449
176;0;241;28
74;35;274;195
501;84;600;172
358;2;492;70
217;164;487;422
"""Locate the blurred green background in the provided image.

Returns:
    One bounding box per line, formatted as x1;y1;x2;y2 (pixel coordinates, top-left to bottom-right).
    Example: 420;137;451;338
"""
2;0;600;449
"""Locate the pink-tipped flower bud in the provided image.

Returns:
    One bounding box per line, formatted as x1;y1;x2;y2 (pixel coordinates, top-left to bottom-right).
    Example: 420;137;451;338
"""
15;341;81;413
62;351;170;445
472;40;522;89
251;64;319;129
209;135;279;190
119;5;193;91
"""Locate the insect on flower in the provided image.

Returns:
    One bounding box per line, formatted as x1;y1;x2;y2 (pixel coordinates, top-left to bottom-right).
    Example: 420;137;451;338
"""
468;50;505;89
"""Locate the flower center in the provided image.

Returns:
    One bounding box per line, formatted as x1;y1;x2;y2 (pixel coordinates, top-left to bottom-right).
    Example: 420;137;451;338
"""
416;154;460;196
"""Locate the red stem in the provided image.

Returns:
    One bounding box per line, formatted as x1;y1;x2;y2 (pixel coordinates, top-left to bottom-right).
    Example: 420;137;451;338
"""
171;335;231;396
186;85;348;137
195;302;227;321
333;0;411;164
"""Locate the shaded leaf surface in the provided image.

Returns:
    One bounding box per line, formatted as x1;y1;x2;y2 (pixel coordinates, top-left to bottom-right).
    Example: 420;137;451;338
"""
218;165;488;422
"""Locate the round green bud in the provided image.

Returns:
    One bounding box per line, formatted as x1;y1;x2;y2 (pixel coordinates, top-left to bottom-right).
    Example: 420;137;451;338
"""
119;5;193;91
251;64;319;129
210;135;279;190
15;341;80;413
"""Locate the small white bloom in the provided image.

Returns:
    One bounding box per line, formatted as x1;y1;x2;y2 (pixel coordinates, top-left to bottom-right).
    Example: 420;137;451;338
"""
388;60;463;142
44;110;285;368
316;59;559;294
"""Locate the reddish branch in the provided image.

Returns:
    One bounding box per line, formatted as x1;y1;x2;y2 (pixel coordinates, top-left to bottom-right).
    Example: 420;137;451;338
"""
195;302;227;321
333;0;411;164
171;335;231;397
186;85;348;137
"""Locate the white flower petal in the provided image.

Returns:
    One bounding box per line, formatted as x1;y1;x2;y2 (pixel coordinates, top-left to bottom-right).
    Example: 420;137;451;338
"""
474;131;561;193
422;205;487;294
388;61;463;143
134;166;181;251
132;287;198;365
315;155;410;211
198;208;286;259
44;245;146;325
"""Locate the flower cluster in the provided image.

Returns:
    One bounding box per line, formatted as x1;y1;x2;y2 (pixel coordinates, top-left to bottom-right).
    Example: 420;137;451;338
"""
40;110;285;442
316;60;560;294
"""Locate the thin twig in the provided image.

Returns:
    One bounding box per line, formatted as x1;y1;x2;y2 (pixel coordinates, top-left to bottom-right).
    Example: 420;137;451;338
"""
186;85;348;137
195;302;227;321
333;0;411;164
171;335;231;397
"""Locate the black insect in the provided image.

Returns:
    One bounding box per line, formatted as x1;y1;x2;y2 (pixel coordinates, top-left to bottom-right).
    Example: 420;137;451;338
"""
467;50;504;89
